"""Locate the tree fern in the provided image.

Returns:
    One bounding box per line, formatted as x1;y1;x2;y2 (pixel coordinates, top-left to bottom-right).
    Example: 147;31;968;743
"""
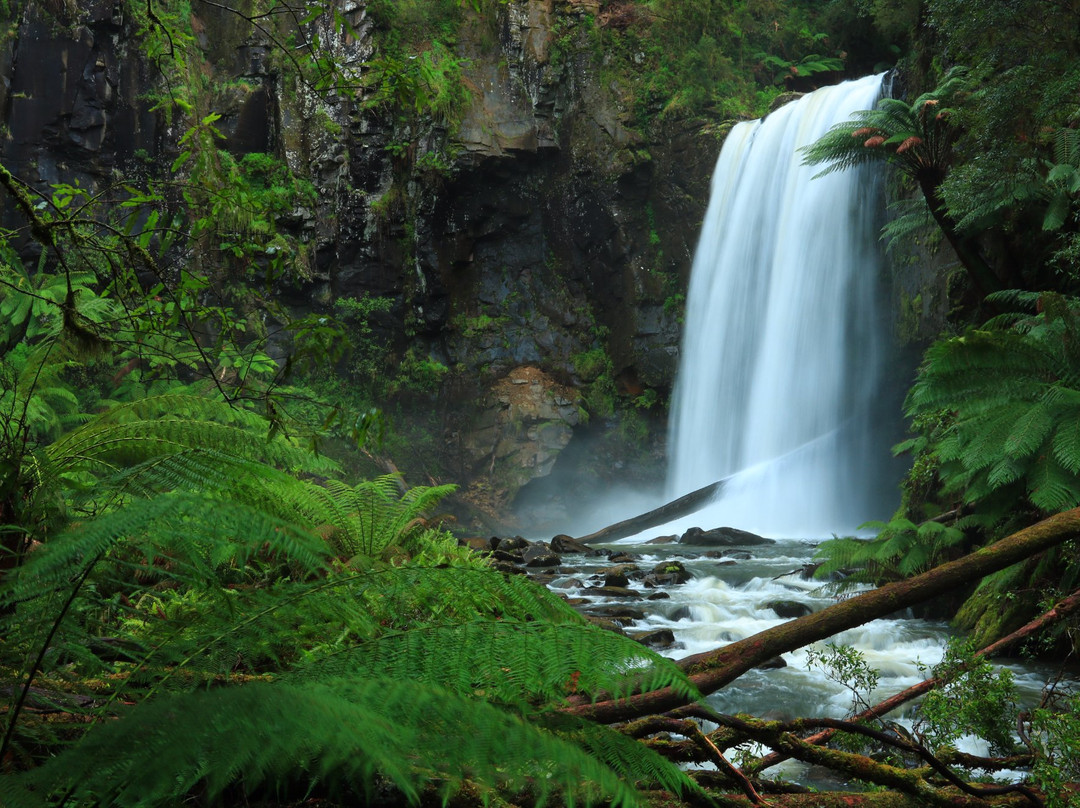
288;620;699;709
0;678;654;808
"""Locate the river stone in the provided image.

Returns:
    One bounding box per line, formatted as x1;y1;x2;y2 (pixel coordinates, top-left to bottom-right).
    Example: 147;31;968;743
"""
647;560;692;585
584;606;646;622
584;616;627;634
603;572;630;587
607;552;639;563
522;543;560;567
490;549;524;563
646;591;670;600
679;526;775;546
645;534;679;544
596;563;640;578
668;606;694;621
496;536;529;551
756;656;788;670
588;585;641;599
550;534;594;555
764;599;812;618
632;628;676;649
552;578;584;589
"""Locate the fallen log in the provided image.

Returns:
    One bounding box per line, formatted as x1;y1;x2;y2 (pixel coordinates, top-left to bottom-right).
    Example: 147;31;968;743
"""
748;587;1080;773
563;506;1080;723
573;478;728;544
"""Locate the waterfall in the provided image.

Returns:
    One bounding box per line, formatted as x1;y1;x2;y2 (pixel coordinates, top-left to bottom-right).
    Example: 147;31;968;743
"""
666;74;894;537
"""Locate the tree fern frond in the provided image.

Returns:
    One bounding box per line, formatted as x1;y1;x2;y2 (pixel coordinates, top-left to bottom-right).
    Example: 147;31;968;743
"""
349;566;586;628
1052;414;1080;474
47;394;337;476
3;679;647;808
288;621;699;708
1;492;328;607
1002;400;1055;459
543;714;706;799
1027;456;1080;512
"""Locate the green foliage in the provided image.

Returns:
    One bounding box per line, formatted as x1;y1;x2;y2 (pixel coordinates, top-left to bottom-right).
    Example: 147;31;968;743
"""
905;291;1080;518
1029;689;1080;808
814;517;966;585
806;643;880;716
913;638;1017;756
301;474;456;559
2;678;666;808
803;67;969;181
819;291;1080;643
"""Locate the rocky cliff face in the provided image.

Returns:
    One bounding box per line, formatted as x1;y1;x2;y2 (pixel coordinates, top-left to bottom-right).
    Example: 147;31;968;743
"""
0;0;720;529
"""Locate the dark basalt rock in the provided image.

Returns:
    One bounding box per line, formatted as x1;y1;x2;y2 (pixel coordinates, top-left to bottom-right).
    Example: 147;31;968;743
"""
596;563;640;578
678;526;775;547
584;606;646;623
522;543;560;568
631;629;676;649
496;536;529;552
587;585;642;599
757;656;788;670
645;534;679;544
646;560;692;585
550;534;594;555
764;600;813;619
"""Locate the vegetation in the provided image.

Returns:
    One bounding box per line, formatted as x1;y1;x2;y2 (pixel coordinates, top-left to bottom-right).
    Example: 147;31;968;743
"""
2;0;1080;804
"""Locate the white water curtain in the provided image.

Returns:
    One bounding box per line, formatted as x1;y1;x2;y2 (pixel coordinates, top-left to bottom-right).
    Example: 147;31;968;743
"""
667;74;891;537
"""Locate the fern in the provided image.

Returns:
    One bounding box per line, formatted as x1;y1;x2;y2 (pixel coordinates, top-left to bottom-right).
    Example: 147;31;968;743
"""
0;678;650;808
288;620;699;709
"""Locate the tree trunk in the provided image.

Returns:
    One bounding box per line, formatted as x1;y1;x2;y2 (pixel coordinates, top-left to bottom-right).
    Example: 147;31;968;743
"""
564;507;1080;723
918;170;1001;297
573;479;727;544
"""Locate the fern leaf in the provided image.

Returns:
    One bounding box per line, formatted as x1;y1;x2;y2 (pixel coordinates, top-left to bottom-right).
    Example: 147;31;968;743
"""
1028;457;1080;512
288;621;699;708
3;679;647;808
1003;400;1054;459
542;714;705;799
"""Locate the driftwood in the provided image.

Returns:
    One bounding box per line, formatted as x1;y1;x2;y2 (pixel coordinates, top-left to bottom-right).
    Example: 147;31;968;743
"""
573;478;728;544
563;506;1080;723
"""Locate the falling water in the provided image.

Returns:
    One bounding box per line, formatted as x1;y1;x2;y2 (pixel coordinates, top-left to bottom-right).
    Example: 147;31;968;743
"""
667;74;894;537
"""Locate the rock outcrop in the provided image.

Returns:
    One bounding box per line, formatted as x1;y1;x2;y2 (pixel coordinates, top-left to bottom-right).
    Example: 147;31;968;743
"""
0;0;720;526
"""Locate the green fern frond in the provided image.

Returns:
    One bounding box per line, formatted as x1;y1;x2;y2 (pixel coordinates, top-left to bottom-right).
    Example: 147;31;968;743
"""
1;492;328;608
288;621;699;708
1002;400;1055;459
349;565;585;628
1027;456;1080;512
2;679;647;808
543;714;705;799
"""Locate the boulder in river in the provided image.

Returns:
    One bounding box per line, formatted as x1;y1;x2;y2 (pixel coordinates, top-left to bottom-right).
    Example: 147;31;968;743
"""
645;534;679;544
678;526;775;546
596;563;641;578
631;628;676;649
522;543;561;567
764;599;813;619
550;534;595;555
646;560;692;585
496;536;529;552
